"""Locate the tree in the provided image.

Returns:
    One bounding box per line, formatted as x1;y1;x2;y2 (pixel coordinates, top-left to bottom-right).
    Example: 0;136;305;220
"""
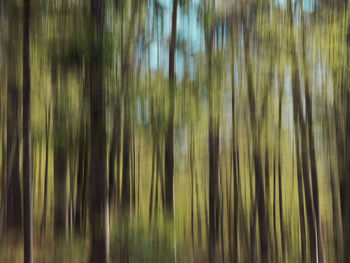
40;105;50;236
164;0;178;216
242;7;270;262
204;4;220;261
6;0;21;233
52;63;68;239
287;1;317;262
88;0;109;260
23;0;33;260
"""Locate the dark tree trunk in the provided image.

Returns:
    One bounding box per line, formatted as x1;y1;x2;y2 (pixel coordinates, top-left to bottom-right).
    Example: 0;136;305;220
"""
288;3;306;263
53;135;68;238
243;18;269;263
52;63;68;239
325;103;340;263
294;120;306;263
6;4;21;233
131;115;136;210
344;90;350;263
277;82;285;261
230;26;239;263
190;127;195;254
121;96;131;210
273;150;278;261
75;119;85;231
89;0;109;260
40;106;50;236
205;25;220;262
120;1;138;213
288;1;317;262
164;0;178;216
82;143;89;231
148;142;156;223
23;0;33;259
300;4;324;261
108;100;121;207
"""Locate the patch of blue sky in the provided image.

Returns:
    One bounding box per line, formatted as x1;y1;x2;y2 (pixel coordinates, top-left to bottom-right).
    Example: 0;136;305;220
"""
275;0;314;12
147;0;204;80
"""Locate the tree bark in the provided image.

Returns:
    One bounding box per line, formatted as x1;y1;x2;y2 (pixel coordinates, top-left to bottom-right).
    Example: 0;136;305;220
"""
6;3;21;233
164;0;178;216
75;118;85;231
108;100;121;207
23;0;33;259
277;80;285;261
288;1;317;262
40;106;50;236
300;3;324;261
243;17;269;263
89;0;109;260
52;63;68;239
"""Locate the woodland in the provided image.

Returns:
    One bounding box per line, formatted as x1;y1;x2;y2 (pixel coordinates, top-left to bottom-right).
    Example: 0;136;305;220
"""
0;0;350;262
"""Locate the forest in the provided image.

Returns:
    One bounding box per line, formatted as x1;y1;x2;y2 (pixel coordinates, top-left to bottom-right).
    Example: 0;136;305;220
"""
0;0;350;262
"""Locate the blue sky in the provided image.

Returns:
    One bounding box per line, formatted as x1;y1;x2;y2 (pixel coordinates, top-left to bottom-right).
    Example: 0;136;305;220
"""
146;0;314;80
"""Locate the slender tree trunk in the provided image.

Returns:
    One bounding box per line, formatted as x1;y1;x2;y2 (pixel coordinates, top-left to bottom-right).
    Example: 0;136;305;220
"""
325;103;340;263
343;90;350;263
190;127;195;256
52;63;68;239
277;81;285;261
121;95;131;210
273;150;278;262
0;129;18;241
40;106;50;236
195;152;202;248
243;18;269;263
89;0;109;260
205;23;220;262
82;144;88;232
75;118;85;231
131;115;136;209
295;124;306;263
53;142;68;238
120;1;138;213
6;3;21;233
288;3;306;263
300;4;324;261
23;0;33;259
109;100;121;207
164;0;178;216
230;24;239;263
69;156;75;234
288;1;317;262
149;142;156;224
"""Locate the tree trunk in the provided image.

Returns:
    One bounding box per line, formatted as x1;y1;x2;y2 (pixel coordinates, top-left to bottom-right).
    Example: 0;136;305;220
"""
75;118;85;232
230;25;239;263
52;63;68;239
53;139;68;238
243;18;269;263
205;24;220;263
6;3;21;233
164;0;178;216
288;1;317;262
343;90;350;263
40;106;50;236
23;0;33;259
121;96;131;210
300;4;324;261
89;0;109;260
277;81;285;261
108;100;121;207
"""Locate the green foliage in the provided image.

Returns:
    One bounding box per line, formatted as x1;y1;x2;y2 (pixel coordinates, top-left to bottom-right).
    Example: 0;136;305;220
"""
110;220;175;263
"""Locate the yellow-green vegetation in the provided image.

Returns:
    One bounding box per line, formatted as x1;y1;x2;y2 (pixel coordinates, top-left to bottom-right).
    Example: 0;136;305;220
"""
0;0;349;262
